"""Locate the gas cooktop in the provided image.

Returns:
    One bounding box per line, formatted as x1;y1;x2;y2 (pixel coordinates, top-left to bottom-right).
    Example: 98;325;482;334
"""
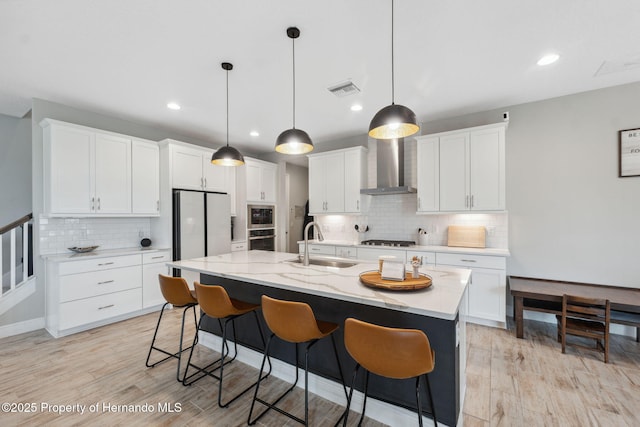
360;239;415;247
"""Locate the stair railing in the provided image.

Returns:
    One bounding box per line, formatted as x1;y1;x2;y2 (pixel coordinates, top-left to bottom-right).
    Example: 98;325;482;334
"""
1;213;33;298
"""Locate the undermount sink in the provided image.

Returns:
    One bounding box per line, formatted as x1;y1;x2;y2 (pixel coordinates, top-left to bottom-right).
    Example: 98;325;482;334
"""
285;257;358;268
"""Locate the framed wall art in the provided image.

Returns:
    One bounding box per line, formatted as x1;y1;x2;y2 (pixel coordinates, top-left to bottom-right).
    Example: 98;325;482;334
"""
619;128;640;177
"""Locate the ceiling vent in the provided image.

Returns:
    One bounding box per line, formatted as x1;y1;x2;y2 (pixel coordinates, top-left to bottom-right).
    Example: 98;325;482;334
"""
595;52;640;76
328;80;360;97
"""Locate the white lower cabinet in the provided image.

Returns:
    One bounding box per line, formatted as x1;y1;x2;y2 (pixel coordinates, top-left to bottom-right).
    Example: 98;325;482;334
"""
46;252;158;337
298;243;336;256
435;253;506;327
336;247;358;259
231;241;248;252
142;250;171;309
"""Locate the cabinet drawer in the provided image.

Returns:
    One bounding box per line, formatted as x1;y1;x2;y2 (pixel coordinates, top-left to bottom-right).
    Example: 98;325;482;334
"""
436;252;505;269
142;251;171;264
59;288;142;330
231;241;247;252
299;244;336;256
59;254;141;275
405;251;436;265
59;265;141;303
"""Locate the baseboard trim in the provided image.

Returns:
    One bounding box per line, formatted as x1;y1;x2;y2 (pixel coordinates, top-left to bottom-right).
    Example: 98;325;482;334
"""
198;331;444;427
0;317;45;339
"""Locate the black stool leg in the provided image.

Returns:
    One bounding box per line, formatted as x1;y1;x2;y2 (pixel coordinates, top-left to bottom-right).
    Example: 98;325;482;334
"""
331;333;348;400
357;370;370;427
424;373;437;427
415;376;424;427
339;364;361;427
145;302;169;367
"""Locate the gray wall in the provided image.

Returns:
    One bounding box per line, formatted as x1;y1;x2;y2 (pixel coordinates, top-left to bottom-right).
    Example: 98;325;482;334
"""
421;81;640;288
0;114;31;226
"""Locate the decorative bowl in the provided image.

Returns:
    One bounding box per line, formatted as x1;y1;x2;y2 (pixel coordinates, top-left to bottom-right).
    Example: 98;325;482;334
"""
68;246;99;253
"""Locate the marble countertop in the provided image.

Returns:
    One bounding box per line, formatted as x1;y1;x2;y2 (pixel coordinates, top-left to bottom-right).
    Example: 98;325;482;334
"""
42;247;170;262
297;239;510;257
168;250;470;320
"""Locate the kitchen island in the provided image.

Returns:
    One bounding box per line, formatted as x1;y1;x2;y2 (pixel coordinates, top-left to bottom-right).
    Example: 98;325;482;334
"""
169;250;470;426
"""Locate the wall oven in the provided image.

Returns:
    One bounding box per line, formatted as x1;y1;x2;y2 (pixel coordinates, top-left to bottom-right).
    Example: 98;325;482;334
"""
248;228;276;251
248;205;275;229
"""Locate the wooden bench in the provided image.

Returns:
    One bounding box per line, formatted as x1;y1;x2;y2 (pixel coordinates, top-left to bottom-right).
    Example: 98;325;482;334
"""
509;276;640;341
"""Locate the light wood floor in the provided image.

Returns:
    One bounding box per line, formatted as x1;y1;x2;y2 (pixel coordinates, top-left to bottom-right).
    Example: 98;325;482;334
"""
1;310;639;426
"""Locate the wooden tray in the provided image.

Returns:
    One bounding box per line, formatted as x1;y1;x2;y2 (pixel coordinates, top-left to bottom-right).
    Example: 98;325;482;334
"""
359;271;432;291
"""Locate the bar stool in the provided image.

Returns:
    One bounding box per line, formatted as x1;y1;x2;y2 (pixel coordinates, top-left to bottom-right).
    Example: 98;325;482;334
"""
182;282;272;407
145;274;199;382
341;318;437;427
248;295;347;426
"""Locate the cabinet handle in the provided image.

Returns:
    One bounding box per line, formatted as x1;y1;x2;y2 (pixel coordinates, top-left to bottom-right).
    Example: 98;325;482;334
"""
151;256;164;259
98;262;115;266
460;259;477;263
471;195;474;208
97;280;114;285
98;304;115;310
356;199;359;210
97;197;101;210
91;197;95;211
156;200;160;211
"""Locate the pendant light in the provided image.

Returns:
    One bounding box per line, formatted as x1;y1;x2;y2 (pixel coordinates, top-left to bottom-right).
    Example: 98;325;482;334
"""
211;62;245;166
368;0;419;139
275;27;314;155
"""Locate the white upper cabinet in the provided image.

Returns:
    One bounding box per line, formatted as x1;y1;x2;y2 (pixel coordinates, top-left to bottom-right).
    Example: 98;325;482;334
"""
42;119;135;216
416;136;440;212
245;158;277;204
417;122;506;213
308;147;367;215
169;142;237;215
131;138;160;215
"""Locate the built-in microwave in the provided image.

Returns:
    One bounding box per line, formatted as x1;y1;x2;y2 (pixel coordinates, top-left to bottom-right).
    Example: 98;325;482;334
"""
248;204;275;229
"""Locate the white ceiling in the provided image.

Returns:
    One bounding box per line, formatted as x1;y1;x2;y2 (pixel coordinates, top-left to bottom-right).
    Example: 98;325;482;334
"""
2;0;640;157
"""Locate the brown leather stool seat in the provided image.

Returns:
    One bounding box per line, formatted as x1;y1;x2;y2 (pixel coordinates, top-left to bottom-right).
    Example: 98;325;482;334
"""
145;274;199;382
182;283;271;408
342;318;437;427
248;295;347;426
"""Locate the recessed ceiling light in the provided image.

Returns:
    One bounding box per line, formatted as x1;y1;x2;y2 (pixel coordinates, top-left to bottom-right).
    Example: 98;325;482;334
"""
537;54;559;66
250;131;259;137
350;104;363;112
167;102;181;110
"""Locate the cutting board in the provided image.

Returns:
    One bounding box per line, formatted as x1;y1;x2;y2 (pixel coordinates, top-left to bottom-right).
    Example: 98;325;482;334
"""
447;225;486;248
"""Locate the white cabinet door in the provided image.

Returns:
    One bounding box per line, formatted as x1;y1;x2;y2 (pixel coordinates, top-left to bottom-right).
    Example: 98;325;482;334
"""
344;149;364;213
47;124;95;214
467;267;506;323
416;137;439;212
245;159;277;203
245;160;262;202
308;155;326;214
261;163;277;203
439;133;468;211
203;156;228;192
142;251;170;309
357;247;404;262
172;147;204;190
94;133;131;214
132;139;159;215
324;152;345;213
469;127;505;211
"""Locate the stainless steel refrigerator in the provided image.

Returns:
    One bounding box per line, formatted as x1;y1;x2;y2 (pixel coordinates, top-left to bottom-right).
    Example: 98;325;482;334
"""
172;190;231;281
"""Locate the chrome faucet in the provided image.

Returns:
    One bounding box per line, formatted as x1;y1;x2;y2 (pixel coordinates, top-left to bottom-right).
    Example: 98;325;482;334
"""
303;221;324;266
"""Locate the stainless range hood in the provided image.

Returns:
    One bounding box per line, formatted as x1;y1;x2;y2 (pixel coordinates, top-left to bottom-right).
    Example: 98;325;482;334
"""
360;138;416;195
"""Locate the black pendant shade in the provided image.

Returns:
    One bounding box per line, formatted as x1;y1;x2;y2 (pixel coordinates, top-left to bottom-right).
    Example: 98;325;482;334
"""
368;0;419;140
212;62;245;166
275;27;314;155
368;103;419;139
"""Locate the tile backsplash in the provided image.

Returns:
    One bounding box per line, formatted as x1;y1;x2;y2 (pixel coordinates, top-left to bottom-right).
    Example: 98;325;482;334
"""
314;193;508;248
39;216;151;254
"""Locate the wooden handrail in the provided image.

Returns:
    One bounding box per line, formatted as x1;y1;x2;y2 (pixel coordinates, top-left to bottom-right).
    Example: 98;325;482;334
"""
0;213;33;235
